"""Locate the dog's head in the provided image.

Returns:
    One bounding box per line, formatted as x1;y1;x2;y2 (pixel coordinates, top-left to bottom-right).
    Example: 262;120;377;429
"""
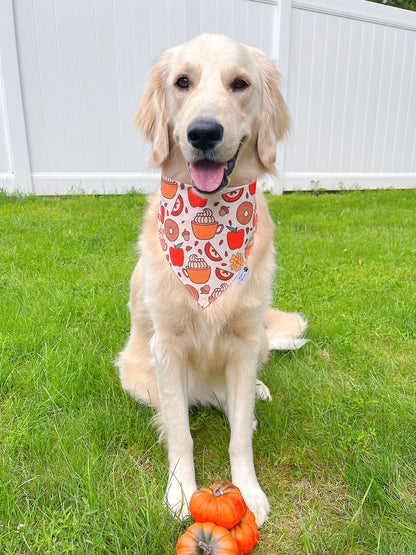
134;34;290;194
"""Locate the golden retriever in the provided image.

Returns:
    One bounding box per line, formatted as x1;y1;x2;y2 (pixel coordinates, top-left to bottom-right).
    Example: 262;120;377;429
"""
117;34;307;527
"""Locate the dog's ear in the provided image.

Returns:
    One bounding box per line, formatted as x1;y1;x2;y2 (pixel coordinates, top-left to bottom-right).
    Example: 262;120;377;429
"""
132;50;173;167
257;54;290;170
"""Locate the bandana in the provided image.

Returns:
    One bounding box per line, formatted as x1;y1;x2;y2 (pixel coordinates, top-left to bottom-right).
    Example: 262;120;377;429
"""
158;175;257;307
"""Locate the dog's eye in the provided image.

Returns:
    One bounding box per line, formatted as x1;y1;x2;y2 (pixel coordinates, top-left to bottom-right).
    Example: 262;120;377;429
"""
176;76;190;89
231;78;249;91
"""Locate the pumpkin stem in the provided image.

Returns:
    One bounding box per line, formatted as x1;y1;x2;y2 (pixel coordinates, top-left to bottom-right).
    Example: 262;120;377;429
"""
213;485;224;498
198;540;213;555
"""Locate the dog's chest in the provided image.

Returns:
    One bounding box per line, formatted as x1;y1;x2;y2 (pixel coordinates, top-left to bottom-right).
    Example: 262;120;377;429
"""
170;301;253;376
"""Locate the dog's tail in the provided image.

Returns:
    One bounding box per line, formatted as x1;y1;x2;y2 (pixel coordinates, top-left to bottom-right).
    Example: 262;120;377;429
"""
265;309;309;350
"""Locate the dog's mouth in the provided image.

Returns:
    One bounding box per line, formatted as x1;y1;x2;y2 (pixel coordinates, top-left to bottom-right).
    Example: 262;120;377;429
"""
188;147;240;195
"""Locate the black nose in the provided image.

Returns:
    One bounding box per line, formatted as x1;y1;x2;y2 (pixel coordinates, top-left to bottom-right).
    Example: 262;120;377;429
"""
187;120;224;152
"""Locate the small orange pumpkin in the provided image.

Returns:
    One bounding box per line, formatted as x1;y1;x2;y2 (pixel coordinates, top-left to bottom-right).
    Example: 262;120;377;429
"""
230;509;259;554
176;522;239;555
189;481;247;529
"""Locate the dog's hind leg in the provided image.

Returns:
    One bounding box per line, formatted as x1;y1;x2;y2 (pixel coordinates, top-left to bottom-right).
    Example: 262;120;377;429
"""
117;259;161;409
255;379;272;402
117;331;159;408
265;309;309;350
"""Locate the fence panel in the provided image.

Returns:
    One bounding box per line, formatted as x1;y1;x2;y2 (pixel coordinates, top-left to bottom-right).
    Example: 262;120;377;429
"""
283;0;416;191
0;0;415;194
0;74;11;180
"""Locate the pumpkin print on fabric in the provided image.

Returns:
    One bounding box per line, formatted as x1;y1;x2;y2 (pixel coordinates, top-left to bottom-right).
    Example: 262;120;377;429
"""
158;176;257;307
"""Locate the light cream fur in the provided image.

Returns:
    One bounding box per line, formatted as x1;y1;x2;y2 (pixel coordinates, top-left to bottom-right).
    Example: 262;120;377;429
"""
117;34;307;527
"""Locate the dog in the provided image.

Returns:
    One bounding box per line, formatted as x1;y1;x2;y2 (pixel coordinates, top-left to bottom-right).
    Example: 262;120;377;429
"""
117;34;307;527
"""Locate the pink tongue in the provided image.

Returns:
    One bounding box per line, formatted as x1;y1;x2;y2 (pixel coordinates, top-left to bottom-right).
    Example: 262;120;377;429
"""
189;162;226;192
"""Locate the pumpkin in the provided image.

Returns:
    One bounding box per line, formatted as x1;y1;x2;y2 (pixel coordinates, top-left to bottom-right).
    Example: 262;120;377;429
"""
189;481;247;529
230;509;259;554
176;522;239;555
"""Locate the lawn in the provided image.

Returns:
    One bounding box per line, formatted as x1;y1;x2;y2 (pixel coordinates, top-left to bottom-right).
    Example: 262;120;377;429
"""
0;188;415;554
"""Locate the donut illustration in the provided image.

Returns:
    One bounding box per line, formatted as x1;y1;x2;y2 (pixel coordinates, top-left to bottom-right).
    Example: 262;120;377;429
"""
236;201;253;225
185;284;199;301
164;218;179;241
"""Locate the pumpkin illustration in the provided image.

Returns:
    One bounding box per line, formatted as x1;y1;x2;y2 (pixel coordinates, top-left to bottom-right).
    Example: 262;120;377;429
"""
176;522;239;555
230;509;259;554
189;481;247;529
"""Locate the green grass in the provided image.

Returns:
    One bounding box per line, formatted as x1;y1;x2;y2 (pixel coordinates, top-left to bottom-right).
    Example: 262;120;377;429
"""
1;188;415;554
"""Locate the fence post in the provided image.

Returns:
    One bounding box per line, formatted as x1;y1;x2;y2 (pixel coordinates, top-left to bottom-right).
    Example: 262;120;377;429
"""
275;0;292;194
0;0;33;194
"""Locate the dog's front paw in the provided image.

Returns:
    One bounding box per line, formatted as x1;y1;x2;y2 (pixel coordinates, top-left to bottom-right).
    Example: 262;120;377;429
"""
239;483;270;528
164;479;196;520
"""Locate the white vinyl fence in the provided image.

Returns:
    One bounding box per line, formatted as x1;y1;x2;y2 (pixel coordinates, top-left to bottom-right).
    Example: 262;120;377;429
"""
0;0;415;195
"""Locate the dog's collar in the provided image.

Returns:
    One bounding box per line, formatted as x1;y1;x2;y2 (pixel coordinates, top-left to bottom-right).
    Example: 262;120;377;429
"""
158;175;257;307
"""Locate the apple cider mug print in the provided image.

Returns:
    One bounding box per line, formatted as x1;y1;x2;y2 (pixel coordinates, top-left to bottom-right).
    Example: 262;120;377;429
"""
191;209;224;240
158;177;257;307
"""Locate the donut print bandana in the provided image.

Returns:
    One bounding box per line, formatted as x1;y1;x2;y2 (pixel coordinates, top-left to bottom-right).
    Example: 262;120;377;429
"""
158;175;257;307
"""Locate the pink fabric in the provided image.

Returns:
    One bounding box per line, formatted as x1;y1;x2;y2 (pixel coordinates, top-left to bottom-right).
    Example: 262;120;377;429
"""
158;175;257;307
